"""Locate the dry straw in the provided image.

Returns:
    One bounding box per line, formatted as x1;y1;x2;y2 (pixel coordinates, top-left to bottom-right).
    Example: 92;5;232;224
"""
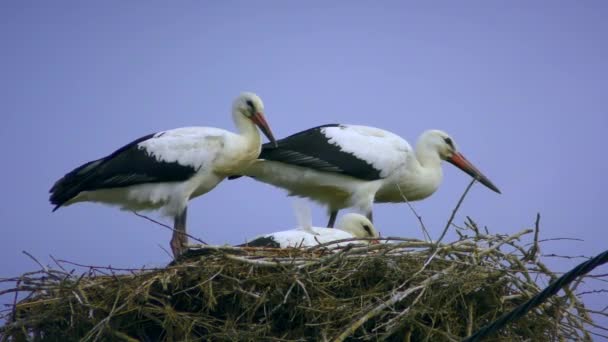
1;182;606;340
1;218;605;341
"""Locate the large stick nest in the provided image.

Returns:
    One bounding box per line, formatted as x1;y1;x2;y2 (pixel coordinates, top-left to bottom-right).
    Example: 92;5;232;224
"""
1;218;603;341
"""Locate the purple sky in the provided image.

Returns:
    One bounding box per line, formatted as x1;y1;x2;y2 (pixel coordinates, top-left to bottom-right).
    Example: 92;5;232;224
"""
2;1;607;332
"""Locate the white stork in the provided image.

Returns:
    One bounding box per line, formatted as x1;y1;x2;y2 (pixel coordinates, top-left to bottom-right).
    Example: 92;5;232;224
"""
238;213;379;248
49;92;277;258
231;124;500;227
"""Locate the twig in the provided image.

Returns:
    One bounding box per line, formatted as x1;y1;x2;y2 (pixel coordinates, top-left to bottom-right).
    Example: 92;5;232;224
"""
305;237;378;251
131;211;207;245
21;251;62;281
542;254;592;260
524;213;541;261
333;285;424;342
467;301;475;337
589;273;608;278
423;178;476;269
49;254;68;272
56;260;163;272
173;267;224;295
157;244;173;259
576;289;608;296
396;183;432;242
295;278;312;307
225;254;305;267
477;229;533;257
333;265;456;341
535;237;585;244
435;179;476;249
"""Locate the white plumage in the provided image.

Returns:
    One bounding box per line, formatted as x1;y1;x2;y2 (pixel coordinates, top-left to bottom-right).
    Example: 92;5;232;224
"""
323;125;410;178
240;207;380;248
50;92;277;258
236;124;500;227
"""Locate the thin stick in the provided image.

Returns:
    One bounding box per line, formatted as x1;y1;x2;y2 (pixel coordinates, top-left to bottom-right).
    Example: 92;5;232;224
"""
157;244;173;259
525;213;541;261
396;183;432;242
435;179;476;247
537;237;584;243
467;301;475;336
49;254;68;272
305;237;379;251
423;179;476;268
22;251;47;273
225;254;306;267
56;260;163;272
131;211;207;245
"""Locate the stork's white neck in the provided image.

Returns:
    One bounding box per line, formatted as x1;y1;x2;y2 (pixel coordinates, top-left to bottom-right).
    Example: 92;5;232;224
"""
414;140;442;169
232;110;261;148
211;112;263;176
390;138;444;201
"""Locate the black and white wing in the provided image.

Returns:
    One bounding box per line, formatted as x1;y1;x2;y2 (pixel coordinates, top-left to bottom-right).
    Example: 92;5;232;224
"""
50;127;227;210
259;124;411;181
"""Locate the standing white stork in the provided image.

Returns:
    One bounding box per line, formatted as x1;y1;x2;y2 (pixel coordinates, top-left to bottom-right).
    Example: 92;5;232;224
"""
49;92;277;258
231;124;500;227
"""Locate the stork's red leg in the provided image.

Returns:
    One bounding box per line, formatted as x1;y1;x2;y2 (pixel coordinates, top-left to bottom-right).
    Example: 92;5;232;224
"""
171;207;188;258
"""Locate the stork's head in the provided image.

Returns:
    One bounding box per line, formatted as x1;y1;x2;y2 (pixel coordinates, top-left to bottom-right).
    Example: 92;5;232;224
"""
336;213;379;243
233;92;277;147
419;130;501;194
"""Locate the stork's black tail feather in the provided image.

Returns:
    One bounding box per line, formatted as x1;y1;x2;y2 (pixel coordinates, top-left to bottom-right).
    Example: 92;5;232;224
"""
49;158;105;211
49;132;168;211
235;236;280;248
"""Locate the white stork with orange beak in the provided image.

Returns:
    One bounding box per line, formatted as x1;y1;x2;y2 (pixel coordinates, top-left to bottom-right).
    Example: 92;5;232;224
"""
232;124;500;227
50;92;277;258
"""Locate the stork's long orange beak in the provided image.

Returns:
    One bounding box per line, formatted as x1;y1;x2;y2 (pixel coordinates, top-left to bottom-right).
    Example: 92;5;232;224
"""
251;112;278;147
447;152;501;194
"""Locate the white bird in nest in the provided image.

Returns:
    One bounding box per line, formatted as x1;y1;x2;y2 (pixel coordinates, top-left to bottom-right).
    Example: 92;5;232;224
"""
49;92;277;258
230;124;500;227
238;201;380;248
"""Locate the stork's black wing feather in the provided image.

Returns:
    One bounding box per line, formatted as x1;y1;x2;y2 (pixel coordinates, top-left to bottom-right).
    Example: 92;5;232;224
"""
258;124;382;181
49;133;197;210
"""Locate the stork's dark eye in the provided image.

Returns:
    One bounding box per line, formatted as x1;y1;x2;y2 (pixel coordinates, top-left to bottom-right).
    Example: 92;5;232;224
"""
444;137;454;148
362;225;373;236
245;99;255;110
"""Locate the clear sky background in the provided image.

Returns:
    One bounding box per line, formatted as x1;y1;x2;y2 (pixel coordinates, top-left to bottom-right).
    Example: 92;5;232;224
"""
1;1;607;334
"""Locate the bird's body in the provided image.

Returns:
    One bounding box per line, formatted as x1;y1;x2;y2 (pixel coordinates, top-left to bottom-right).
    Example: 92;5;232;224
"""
53;127;259;214
235;124;500;226
50;93;276;258
246;227;363;248
239;212;379;248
